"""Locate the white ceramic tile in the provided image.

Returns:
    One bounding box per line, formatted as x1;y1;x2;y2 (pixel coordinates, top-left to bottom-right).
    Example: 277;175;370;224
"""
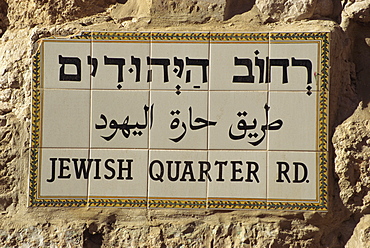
148;150;207;207
42;40;91;89
41;89;90;148
208;91;268;150
267;151;318;201
39;148;89;198
208;150;267;200
268;91;318;151
90;90;150;149
150;32;210;91
88;149;148;200
210;36;269;91
268;40;320;92
91;39;150;90
149;91;208;149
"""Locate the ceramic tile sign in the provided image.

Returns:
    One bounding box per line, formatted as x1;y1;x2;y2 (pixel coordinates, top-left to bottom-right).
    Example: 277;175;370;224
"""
30;32;329;211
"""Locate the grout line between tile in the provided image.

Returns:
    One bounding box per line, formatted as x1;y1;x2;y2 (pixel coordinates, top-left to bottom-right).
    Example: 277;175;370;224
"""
147;32;152;209
266;31;271;208
87;35;93;207
206;33;210;209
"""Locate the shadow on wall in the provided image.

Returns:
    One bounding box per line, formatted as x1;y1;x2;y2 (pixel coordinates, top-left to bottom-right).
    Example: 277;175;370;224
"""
0;0;8;37
83;225;103;248
224;0;255;20
351;23;370;105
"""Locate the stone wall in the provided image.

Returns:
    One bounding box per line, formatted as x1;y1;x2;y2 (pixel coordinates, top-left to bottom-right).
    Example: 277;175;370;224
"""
0;0;370;247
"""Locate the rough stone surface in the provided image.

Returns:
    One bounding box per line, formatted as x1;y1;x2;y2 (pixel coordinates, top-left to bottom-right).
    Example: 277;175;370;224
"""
0;0;369;247
342;0;370;25
255;0;317;22
346;214;370;248
333;103;370;214
150;0;226;24
6;0;117;29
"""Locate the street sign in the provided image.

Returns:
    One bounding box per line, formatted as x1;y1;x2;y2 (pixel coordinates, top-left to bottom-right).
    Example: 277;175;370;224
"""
30;32;329;210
